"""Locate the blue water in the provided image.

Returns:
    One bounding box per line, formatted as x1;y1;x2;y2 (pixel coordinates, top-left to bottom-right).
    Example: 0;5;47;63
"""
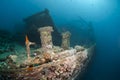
0;0;120;80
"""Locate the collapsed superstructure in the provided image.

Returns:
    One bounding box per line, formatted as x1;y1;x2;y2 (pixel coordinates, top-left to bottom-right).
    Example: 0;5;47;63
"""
0;26;95;80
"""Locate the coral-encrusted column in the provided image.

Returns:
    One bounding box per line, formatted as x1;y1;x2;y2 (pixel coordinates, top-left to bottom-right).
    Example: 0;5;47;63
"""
61;31;71;50
38;26;53;52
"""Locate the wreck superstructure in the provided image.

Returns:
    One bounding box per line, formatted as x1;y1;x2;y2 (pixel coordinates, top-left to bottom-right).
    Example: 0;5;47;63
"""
38;26;54;51
61;31;71;50
24;9;62;46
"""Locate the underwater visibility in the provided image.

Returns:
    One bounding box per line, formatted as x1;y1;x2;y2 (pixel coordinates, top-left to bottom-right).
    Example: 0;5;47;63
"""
0;0;120;80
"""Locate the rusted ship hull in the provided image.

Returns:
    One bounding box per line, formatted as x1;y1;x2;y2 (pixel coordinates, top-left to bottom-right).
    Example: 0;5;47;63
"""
0;45;95;80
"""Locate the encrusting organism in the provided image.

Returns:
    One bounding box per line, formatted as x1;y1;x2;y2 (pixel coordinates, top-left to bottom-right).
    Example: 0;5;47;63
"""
38;26;53;53
25;35;35;60
61;31;71;50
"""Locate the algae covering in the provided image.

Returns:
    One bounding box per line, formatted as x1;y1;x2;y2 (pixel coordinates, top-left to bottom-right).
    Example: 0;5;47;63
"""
0;26;95;80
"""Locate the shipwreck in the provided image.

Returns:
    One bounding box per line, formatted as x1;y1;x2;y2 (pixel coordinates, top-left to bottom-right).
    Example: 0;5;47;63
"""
0;9;95;80
0;26;95;80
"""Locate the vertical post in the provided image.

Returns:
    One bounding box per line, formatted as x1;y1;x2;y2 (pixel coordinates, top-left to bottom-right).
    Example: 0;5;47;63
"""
25;35;35;60
61;31;71;50
38;26;53;52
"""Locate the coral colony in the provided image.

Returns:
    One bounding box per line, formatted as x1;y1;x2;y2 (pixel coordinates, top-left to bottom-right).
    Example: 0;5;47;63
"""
0;26;94;80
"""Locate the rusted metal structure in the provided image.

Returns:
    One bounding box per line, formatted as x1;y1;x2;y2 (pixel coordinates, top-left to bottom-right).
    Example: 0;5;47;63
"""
24;9;61;46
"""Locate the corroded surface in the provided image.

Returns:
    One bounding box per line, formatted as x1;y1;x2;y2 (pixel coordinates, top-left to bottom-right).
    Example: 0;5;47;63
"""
0;46;90;80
